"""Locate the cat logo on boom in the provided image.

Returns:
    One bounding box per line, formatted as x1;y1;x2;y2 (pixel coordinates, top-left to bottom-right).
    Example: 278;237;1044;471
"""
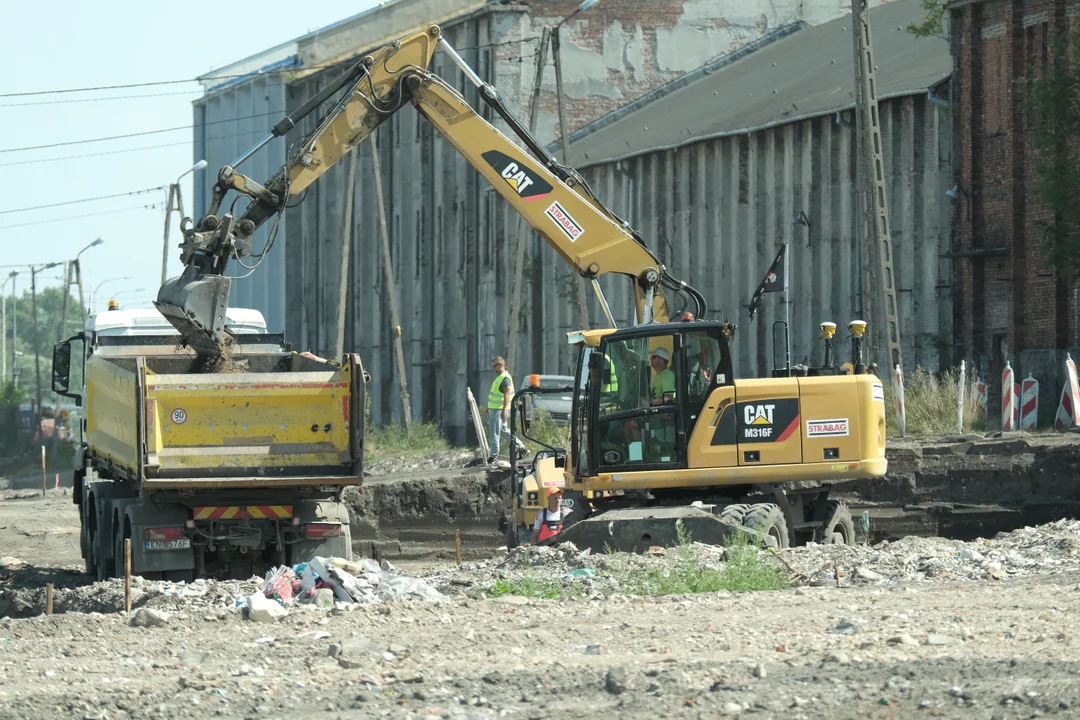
481;150;553;201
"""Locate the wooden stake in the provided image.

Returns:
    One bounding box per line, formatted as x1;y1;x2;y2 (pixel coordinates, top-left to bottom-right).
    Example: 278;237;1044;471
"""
45;583;53;615
455;529;462;567
40;445;46;498
123;538;132;613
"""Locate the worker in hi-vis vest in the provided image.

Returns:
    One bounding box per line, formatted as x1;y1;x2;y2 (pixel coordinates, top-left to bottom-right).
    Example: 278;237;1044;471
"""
487;356;527;464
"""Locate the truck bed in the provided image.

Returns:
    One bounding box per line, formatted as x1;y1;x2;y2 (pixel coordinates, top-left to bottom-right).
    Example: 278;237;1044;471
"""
85;341;365;493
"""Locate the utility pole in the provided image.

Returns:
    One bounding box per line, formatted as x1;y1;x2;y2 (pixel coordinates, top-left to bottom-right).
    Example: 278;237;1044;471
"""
162;161;206;286
1;271;15;385
370;132;413;431
11;272;18;390
551;18;591;333
75;260;86;324
59;261;72;344
852;0;901;373
506;26;550;375
31;267;41;428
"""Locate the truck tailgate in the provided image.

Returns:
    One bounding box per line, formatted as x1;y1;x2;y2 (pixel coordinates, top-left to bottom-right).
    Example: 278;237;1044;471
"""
144;366;359;478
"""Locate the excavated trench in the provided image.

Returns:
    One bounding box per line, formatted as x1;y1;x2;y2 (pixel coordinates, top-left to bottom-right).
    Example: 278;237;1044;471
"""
348;434;1080;560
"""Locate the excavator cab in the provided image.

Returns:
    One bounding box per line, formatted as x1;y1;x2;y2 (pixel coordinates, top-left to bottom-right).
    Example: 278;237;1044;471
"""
569;322;733;477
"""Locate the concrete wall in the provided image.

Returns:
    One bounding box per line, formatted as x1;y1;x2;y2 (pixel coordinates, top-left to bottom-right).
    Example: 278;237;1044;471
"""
949;0;1080;424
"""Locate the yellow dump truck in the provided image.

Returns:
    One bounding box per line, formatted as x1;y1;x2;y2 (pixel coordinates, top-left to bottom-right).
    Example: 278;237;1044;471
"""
52;306;365;581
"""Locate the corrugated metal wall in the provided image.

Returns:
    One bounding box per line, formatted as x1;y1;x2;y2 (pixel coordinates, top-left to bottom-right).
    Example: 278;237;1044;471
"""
193;74;290;335
579;93;954;380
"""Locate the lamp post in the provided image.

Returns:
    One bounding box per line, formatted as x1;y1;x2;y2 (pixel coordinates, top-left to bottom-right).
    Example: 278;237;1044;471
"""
8;270;18;389
162;160;208;285
30;262;61;427
1;270;17;385
91;276;133;314
550;0;600;332
104;289;147;309
62;238;103;343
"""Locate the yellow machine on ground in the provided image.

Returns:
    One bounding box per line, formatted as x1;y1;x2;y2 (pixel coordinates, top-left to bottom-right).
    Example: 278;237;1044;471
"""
154;25;886;552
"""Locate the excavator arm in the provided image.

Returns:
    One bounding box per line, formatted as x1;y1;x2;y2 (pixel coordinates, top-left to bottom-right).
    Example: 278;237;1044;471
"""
157;25;703;357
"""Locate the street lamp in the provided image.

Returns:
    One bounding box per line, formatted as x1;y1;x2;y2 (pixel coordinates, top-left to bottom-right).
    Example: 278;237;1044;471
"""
2;270;18;385
91;276;133;312
61;237;104;340
29;262;61;424
104;289;147;309
162;160;208;285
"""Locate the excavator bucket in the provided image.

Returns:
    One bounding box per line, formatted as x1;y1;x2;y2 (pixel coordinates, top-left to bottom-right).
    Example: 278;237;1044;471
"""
154;265;232;357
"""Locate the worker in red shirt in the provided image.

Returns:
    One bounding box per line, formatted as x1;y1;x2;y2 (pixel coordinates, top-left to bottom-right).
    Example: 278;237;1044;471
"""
531;487;573;544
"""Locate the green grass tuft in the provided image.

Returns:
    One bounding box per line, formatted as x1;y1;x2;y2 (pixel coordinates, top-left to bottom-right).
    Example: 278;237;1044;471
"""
365;422;448;458
883;366;988;437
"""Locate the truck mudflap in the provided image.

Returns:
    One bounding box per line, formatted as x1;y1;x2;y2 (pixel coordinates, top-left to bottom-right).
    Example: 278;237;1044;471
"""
538;506;769;554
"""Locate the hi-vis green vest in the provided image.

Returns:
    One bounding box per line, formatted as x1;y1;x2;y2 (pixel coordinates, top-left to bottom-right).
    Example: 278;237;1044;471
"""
488;371;513;409
602;354;619;394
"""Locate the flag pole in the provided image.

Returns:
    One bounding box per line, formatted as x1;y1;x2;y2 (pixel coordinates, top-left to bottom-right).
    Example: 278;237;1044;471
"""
784;242;791;375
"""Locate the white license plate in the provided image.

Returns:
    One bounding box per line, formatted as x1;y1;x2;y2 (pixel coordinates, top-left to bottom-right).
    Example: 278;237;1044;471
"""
145;538;191;551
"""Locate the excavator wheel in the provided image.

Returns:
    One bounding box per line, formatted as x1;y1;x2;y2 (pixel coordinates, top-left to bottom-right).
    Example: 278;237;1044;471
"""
815;500;856;546
718;503;752;526
742;503;790;549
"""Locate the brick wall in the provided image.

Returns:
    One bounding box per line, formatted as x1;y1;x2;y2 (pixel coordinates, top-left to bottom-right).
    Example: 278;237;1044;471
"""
950;0;1080;422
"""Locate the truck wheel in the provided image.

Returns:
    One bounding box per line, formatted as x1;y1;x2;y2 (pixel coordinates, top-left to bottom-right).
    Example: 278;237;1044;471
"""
718;503;752;526
742;504;790;549
816;501;855;546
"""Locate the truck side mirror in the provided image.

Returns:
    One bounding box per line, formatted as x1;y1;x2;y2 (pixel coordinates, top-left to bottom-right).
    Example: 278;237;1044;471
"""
52;335;83;406
52;341;71;394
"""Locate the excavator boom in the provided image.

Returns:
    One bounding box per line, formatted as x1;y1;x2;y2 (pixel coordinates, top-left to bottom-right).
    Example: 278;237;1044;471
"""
157;25;702;356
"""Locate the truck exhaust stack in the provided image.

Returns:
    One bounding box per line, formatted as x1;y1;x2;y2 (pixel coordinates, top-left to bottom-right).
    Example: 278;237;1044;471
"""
154;265;233;358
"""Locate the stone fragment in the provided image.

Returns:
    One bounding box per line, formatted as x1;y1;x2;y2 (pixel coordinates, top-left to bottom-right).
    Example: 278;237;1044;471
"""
129;608;170;628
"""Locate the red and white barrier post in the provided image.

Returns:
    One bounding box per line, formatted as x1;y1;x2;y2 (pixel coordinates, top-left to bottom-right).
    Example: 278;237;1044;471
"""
1055;353;1080;430
1001;362;1018;431
893;364;906;437
1020;375;1039;431
975;379;989;419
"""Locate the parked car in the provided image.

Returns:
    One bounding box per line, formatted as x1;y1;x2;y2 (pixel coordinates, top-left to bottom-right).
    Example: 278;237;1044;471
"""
519;374;574;425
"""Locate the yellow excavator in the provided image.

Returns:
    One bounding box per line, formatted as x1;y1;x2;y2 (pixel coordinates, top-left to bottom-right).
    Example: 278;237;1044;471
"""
157;25;887;552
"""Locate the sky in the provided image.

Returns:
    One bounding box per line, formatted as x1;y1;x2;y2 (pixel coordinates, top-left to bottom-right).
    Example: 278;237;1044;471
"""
0;1;379;314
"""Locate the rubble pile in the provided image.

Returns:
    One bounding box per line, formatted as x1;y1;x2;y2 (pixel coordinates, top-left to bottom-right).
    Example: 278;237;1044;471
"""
0;557;446;620
785;518;1080;586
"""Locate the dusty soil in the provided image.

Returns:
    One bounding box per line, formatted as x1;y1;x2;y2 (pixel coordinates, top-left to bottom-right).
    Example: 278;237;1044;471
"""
1;491;1080;718
1;563;1079;718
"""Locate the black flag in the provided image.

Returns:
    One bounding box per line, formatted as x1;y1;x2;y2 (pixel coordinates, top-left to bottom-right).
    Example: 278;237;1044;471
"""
748;244;787;321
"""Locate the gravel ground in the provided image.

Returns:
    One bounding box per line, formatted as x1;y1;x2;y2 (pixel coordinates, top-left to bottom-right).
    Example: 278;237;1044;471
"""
0;516;1079;719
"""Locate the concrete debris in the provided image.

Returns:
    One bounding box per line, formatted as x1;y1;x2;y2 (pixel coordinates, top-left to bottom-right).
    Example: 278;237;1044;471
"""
129;608;170;628
785;519;1080;587
246;592;288;623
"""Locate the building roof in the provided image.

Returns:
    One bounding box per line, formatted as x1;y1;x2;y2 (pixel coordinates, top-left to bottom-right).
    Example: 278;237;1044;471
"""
567;0;951;169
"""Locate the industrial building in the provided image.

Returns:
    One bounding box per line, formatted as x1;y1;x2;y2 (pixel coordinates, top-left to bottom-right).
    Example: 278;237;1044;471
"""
194;0;953;441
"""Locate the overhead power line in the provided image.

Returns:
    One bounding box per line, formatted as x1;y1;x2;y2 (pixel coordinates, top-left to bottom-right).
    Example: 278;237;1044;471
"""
0;36;540;98
0;110;279;154
0;202;162;231
0;90;203;108
0;186;163;216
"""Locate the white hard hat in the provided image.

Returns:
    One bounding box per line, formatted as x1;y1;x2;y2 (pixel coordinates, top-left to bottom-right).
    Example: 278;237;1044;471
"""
650;347;670;362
